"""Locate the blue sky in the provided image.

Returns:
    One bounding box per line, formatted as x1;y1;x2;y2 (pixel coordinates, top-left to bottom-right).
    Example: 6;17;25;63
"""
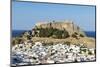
12;1;96;31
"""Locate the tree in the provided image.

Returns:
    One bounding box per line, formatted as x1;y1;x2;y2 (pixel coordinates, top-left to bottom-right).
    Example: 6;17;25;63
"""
72;32;78;39
62;31;70;38
80;34;85;37
12;37;23;45
39;28;46;37
53;29;63;39
34;27;70;38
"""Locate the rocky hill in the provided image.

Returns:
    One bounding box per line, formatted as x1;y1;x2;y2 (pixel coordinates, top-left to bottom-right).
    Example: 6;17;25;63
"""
12;20;95;48
34;21;86;36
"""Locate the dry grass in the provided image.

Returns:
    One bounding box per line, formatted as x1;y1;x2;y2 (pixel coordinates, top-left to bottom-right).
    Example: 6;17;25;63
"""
31;37;95;48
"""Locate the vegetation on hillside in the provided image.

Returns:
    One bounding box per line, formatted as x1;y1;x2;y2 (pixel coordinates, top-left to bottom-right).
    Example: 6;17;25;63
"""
35;27;70;39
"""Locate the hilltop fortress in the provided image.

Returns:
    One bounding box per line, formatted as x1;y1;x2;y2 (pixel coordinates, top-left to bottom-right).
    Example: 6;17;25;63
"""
12;20;95;48
34;21;85;36
35;21;78;32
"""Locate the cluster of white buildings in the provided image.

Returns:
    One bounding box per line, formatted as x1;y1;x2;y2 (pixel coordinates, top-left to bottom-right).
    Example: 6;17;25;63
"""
12;42;95;66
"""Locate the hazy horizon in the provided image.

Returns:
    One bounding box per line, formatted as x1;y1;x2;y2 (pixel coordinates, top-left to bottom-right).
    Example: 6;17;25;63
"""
12;1;96;31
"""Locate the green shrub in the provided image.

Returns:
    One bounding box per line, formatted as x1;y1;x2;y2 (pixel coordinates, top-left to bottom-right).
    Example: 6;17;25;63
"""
72;33;77;38
39;28;46;37
74;32;78;35
62;31;70;38
35;27;70;39
80;34;85;37
53;29;63;38
72;32;78;39
12;37;23;45
64;41;71;45
88;50;93;55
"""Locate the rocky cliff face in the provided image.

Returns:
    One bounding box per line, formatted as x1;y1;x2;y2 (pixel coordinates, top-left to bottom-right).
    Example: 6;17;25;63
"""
34;21;86;36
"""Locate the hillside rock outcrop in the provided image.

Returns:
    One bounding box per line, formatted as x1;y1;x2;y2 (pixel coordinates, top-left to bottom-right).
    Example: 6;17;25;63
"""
34;21;86;36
